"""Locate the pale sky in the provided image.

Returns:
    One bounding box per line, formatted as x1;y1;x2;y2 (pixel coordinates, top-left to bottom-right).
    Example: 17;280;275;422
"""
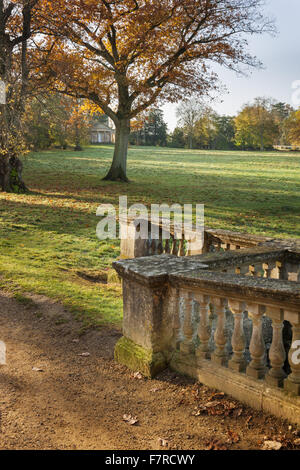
163;0;300;131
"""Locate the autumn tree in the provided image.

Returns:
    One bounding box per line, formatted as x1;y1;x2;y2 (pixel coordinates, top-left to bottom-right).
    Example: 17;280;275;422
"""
174;107;235;150
176;100;204;149
169;127;185;148
271;102;294;146
214;116;236;150
0;0;39;192
24;93;91;150
193;106;218;149
234;98;279;150
284;109;300;146
38;0;273;181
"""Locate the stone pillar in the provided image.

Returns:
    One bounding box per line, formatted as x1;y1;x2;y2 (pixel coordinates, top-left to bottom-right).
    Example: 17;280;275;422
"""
113;257;175;377
119;218;150;259
194;294;211;359
228;300;247;372
265;307;286;388
246;303;267;379
113;255;208;378
185;230;207;256
211;297;228;366
284;311;300;395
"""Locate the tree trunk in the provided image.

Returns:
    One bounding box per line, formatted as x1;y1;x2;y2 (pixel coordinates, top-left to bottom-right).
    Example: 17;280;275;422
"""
0;155;27;193
103;118;130;182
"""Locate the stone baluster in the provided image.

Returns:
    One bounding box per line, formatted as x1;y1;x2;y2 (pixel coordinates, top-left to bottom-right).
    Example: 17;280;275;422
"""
249;265;256;277
180;291;195;355
265;307;286;387
179;238;185;257
146;237;151;256
211;297;228;366
262;263;271;278
194;294;211;360
284;311;300;395
275;261;283;280
170;288;180;350
164;238;170;254
172;238;179;256
169;235;174;254
246;303;266;379
157;233;164;255
150;238;157;255
228;300;247;372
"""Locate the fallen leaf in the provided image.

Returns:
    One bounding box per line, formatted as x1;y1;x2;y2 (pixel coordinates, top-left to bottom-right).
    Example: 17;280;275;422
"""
158;438;169;447
210;392;225;400
205;439;228;451
150;387;160;393
123;414;138;425
204;400;221;408
245;415;253;426
32;367;43;372
227;429;240;444
78;352;90;357
133;372;143;380
233;408;243;418
262;440;282;451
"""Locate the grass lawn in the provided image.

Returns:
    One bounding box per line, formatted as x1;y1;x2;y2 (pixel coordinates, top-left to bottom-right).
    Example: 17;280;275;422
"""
0;145;299;329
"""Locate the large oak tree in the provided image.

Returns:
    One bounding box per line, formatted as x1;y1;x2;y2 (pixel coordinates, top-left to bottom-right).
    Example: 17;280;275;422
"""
0;0;39;192
32;1;274;180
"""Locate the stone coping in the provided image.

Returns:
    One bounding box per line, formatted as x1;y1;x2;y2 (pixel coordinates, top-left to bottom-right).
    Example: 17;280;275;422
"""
113;251;300;309
169;270;300;310
192;246;287;267
113;254;208;287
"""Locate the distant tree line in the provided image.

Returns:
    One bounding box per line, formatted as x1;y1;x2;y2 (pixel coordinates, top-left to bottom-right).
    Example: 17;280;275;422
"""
169;97;300;151
24;95;300;152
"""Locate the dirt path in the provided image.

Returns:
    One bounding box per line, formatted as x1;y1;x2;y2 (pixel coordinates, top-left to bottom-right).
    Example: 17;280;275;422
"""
0;289;298;450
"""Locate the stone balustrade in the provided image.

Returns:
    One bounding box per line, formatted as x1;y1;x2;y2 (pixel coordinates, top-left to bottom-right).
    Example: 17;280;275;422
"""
113;248;300;425
119;215;299;259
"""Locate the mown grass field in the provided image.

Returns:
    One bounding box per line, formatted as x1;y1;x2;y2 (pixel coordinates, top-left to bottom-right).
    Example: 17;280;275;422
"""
0;145;299;329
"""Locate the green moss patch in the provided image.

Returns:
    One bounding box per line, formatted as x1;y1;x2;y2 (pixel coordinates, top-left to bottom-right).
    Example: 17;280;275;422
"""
114;336;167;378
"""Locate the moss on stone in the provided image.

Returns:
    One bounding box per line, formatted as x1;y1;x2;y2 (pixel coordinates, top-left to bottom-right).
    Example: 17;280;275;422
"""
114;336;167;378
